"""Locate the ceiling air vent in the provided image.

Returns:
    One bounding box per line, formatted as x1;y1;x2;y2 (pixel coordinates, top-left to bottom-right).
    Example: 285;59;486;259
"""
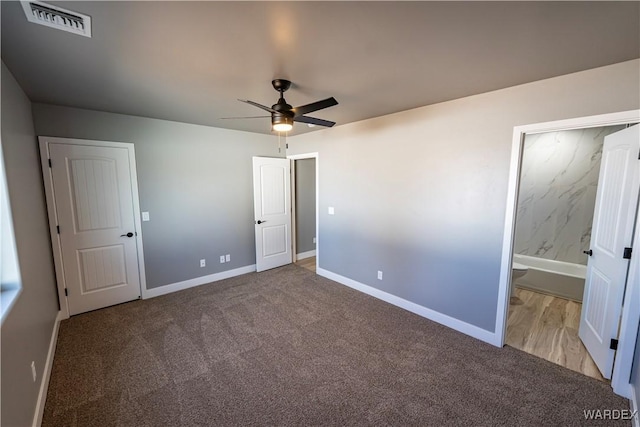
21;1;91;38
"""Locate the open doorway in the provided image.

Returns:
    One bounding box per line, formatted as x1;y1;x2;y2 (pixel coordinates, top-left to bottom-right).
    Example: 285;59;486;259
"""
496;110;640;398
506;125;626;382
289;153;318;273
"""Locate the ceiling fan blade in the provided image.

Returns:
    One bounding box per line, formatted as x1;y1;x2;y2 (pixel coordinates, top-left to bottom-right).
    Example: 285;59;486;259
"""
238;99;278;114
294;115;336;127
292;97;338;117
220;116;271;120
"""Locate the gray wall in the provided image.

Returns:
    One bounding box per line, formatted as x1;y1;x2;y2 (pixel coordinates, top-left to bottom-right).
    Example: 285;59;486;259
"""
515;126;625;265
1;62;59;427
287;59;640;332
295;158;316;254
31;104;282;289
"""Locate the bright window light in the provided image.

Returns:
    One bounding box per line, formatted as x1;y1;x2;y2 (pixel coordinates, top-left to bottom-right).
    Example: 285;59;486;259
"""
1;142;22;324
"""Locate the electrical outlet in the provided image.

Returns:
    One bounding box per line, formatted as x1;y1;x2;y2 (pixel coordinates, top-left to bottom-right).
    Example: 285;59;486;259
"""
200;259;206;268
142;211;150;221
225;254;230;262
220;255;225;263
31;361;36;382
377;271;383;280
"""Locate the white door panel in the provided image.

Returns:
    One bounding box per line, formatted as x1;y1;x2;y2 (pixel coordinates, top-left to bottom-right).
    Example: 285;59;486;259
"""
50;143;141;315
579;125;640;379
77;245;127;292
253;157;292;272
262;224;288;256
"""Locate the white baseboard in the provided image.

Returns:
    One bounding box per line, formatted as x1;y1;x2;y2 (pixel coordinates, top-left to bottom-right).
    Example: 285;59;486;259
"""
317;268;498;346
32;311;63;427
631;386;639;427
143;265;256;299
296;250;316;260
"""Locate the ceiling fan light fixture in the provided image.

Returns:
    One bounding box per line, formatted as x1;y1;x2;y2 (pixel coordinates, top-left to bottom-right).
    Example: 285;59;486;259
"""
273;123;293;132
272;115;293;132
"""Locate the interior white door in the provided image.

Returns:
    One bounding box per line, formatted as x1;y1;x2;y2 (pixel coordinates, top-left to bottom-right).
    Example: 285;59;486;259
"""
253;157;292;272
50;143;141;315
579;125;640;379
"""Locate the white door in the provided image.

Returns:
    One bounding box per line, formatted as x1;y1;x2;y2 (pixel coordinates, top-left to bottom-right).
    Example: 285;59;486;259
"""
252;157;292;272
50;143;141;315
579;125;640;379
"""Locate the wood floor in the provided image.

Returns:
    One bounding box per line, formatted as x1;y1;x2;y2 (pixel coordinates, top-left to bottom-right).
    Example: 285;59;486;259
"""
506;287;605;382
295;255;316;272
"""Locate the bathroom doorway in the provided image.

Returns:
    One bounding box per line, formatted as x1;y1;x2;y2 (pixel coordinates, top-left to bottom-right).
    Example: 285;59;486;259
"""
496;110;640;396
506;125;626;382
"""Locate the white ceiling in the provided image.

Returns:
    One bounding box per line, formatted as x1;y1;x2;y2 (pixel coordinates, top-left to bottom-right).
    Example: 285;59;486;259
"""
2;1;639;135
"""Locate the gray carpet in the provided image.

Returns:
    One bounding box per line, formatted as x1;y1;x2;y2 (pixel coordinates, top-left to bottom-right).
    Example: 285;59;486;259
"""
43;264;630;426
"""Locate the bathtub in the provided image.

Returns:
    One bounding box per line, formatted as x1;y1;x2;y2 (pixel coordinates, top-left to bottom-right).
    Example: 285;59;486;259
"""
512;254;586;302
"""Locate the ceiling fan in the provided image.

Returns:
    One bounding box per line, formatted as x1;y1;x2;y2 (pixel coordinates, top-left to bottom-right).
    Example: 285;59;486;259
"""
224;79;338;132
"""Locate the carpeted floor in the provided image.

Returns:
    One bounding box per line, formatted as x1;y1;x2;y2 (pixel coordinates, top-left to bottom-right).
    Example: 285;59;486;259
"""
43;264;630;426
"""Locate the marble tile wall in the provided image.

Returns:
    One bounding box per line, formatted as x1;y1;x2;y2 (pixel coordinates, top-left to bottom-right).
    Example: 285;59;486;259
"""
514;126;625;265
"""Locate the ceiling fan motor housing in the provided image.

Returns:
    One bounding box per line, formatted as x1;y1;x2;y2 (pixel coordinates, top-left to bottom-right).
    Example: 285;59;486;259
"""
271;84;294;128
272;98;294;115
272;112;293;128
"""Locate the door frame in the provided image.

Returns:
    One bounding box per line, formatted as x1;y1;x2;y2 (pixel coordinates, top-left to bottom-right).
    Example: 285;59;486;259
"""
495;110;640;398
39;136;147;319
287;153;319;266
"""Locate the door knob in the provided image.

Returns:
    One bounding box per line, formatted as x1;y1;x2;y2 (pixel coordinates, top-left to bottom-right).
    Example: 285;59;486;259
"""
583;249;593;256
256;220;266;225
120;232;134;238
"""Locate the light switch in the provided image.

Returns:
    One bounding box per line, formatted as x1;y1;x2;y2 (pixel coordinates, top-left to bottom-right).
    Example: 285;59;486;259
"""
328;207;335;215
142;212;150;222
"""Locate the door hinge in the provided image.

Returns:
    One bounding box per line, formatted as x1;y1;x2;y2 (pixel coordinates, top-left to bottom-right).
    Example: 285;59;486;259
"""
56;225;60;234
64;288;68;297
286;143;289;149
610;338;618;350
623;247;632;259
48;158;52;168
